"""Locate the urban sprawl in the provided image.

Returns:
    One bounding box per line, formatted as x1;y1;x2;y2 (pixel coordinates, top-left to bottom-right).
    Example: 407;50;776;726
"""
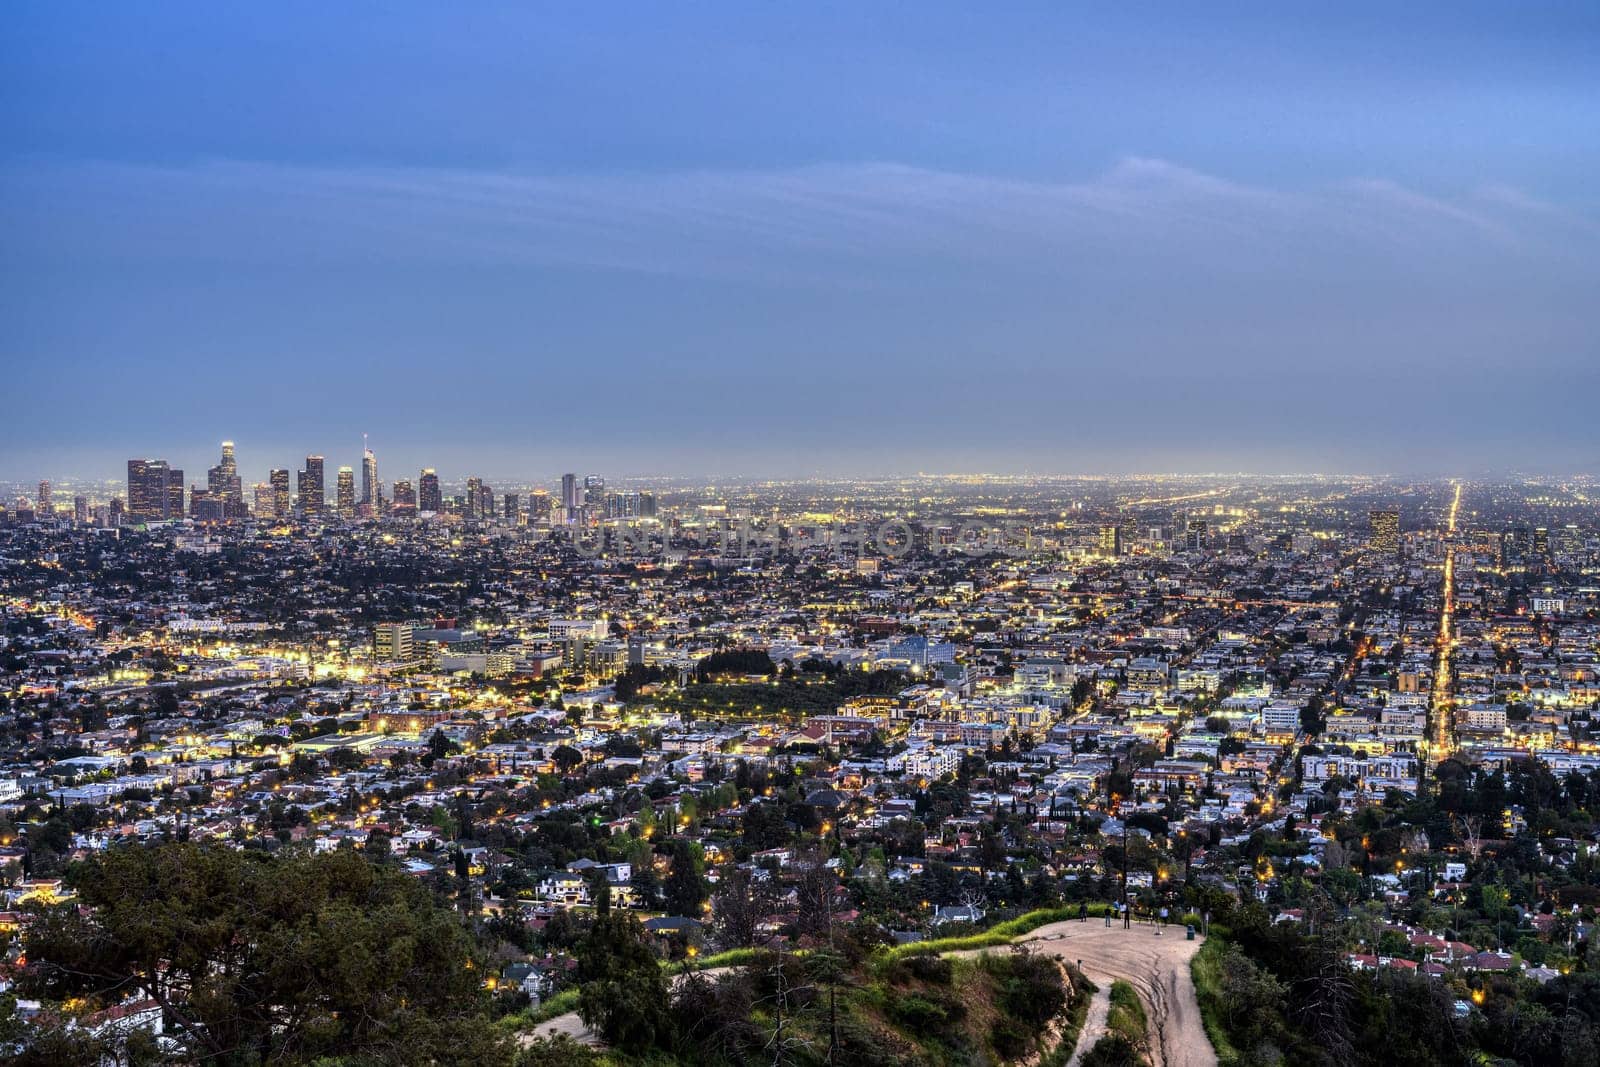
2;445;1599;1066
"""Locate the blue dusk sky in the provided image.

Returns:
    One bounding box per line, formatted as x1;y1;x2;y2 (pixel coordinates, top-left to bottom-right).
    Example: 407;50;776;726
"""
2;2;1598;482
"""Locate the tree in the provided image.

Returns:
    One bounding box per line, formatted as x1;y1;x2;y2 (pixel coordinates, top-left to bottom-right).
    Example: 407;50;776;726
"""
428;728;454;760
576;909;675;1054
551;744;584;775
20;844;512;1066
662;839;709;918
710;866;766;949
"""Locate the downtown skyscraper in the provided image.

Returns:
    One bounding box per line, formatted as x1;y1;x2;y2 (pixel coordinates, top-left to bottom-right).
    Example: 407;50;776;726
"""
298;455;325;514
126;459;184;522
336;467;356;518
361;437;378;510
418;469;442;513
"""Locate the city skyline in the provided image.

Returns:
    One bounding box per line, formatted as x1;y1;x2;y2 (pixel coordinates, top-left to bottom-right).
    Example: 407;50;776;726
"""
5;3;1599;478
5;431;1600;491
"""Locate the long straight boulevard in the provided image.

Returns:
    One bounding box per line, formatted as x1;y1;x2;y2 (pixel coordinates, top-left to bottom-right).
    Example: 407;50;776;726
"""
1428;481;1463;760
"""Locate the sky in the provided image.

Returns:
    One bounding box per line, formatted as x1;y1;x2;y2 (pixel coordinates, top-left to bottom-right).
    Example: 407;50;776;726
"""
3;2;1598;483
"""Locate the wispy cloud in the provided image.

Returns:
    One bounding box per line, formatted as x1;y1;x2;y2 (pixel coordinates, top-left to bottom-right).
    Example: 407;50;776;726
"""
5;155;1590;284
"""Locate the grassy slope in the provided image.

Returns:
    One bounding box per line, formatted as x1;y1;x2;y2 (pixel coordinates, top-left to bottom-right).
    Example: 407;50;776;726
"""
1187;934;1243;1067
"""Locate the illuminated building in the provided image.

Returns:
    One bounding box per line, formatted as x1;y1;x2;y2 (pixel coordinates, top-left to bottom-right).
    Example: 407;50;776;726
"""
270;468;291;519
466;477;486;520
298;455;325;514
207;441;243;516
561;473;580;523
361;437;378;507
503;493;520;524
36;480;52;516
1184;518;1208;551
392;479;416;513
253;482;274;516
127;459;184;521
1098;524;1122;557
418;469;442;513
374;622;416;664
73;495;88;524
1369;509;1400;555
336;466;356;517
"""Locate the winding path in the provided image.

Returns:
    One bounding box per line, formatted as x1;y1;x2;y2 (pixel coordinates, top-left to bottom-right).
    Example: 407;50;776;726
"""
527;922;1215;1067
953;920;1214;1067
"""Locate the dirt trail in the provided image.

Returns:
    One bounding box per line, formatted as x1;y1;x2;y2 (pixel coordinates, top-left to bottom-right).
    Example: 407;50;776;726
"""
528;923;1216;1067
1007;920;1215;1067
1065;979;1111;1067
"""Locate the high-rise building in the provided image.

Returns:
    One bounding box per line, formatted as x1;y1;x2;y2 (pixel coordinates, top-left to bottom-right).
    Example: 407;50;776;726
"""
392;479;416;513
1098;524;1122;557
36;481;52;516
73;495;89;524
206;441;244;517
583;476;606;511
299;456;325;514
465;477;483;520
361;437;378;508
127;459;183;521
1368;510;1400;555
336;467;356;518
503;493;520;524
528;490;553;524
1184;518;1208;552
270;469;291;519
253;482;273;516
418;469;442;513
475;481;493;521
560;473;580;523
1533;527;1550;556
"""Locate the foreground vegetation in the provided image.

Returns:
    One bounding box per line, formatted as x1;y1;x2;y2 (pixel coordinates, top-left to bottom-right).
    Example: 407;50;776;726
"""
1187;888;1600;1067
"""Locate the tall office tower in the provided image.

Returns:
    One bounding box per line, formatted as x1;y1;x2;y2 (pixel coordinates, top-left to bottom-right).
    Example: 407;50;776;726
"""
465;477;483;519
560;473;580;523
361;437;378;507
206;441;244;518
1533;527;1550;556
73;495;88;524
1184;518;1209;552
270;469;291;519
638;491;657;518
583;476;606;511
418;469;442;513
391;479;416;512
127;459;184;521
36;481;52;516
475;482;493;521
165;468;184;518
1368;509;1400;555
1098;524;1122;558
253;482;273;516
109;497;125;524
127;460;154;519
503;493;520;525
299;455;325;513
336;467;356;518
528;489;553;524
